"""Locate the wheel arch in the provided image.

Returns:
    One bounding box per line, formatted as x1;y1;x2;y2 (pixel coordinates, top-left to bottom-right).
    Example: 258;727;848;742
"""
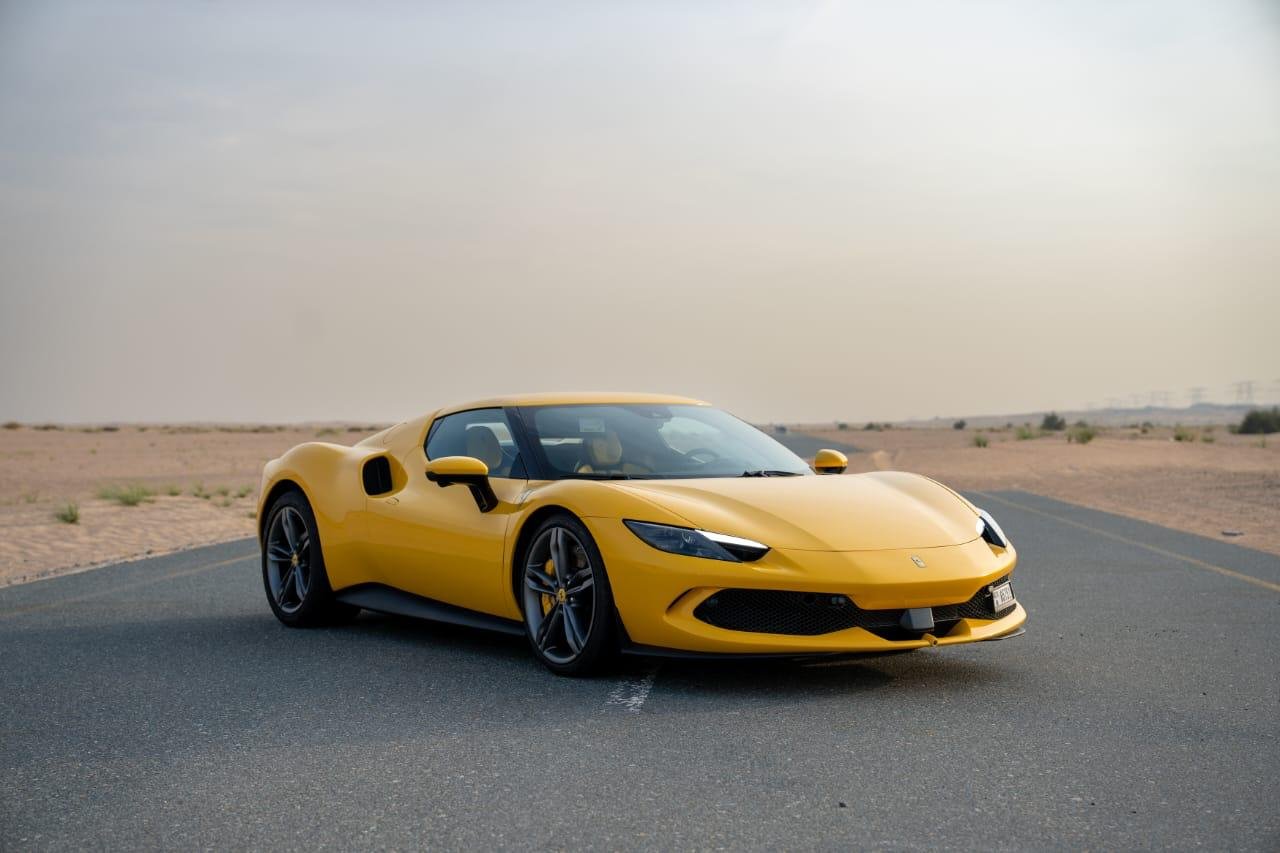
508;504;577;609
258;479;308;543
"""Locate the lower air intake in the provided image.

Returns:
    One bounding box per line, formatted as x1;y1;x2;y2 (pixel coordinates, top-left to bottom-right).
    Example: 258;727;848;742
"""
693;576;1014;637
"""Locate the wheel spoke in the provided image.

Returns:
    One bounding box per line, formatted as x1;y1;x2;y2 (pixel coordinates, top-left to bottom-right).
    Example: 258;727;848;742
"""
525;572;557;596
268;544;292;560
535;604;561;650
293;564;308;599
567;576;594;596
562;602;585;653
277;565;296;604
296;529;309;555
551;528;573;581
280;511;297;550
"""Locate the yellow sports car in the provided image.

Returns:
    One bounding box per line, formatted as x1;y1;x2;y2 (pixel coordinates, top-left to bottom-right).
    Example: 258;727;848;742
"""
258;393;1025;675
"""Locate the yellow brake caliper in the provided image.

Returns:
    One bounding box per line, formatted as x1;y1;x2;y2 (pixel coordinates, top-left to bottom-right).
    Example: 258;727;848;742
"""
541;558;555;615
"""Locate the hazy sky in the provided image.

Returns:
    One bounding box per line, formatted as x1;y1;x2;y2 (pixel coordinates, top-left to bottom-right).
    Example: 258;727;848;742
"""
2;1;1277;423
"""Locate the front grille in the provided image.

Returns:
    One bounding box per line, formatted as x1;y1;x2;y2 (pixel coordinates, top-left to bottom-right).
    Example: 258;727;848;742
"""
693;576;1014;637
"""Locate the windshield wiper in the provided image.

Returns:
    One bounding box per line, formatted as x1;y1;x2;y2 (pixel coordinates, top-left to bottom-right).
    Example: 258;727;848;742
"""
740;469;802;477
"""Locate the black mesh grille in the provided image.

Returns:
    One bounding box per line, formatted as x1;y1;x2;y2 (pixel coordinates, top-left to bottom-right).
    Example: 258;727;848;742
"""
693;576;1014;637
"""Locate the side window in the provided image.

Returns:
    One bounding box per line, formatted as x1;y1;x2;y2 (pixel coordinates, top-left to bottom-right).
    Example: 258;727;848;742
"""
425;408;525;479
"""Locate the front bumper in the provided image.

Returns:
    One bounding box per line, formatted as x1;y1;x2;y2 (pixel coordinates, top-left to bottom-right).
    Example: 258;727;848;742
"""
585;517;1025;655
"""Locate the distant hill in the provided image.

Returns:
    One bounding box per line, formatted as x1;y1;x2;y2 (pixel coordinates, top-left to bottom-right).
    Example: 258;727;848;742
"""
903;403;1257;429
786;403;1260;432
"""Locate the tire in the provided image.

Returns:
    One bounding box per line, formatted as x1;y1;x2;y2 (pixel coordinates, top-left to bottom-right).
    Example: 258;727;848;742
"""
261;490;358;627
518;512;619;676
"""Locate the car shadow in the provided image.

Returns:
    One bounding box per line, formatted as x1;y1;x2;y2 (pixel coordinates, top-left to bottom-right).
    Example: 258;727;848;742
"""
636;648;1014;703
3;605;1019;762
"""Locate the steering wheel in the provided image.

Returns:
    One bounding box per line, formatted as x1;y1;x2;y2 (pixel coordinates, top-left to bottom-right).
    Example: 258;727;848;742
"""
684;447;722;465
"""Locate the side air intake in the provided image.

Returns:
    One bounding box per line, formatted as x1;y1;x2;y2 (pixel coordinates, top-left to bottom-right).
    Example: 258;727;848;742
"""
362;456;393;496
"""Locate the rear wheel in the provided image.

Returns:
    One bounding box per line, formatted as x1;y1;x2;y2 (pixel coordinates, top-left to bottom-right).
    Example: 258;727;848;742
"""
262;491;358;627
520;513;618;676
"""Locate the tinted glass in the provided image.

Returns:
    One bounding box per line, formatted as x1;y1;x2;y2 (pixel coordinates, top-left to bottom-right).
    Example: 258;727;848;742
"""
425;408;524;479
521;404;810;479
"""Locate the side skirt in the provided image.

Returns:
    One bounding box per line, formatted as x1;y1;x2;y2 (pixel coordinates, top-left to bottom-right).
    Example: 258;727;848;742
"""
335;583;525;637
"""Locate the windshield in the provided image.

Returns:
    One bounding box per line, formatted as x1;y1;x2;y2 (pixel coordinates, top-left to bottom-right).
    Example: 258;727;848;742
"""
517;404;811;480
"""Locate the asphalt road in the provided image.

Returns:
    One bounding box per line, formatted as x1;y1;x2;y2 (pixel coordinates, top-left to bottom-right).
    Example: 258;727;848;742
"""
2;491;1277;851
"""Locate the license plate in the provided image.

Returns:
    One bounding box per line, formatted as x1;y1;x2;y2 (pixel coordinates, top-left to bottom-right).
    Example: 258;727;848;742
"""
991;582;1015;611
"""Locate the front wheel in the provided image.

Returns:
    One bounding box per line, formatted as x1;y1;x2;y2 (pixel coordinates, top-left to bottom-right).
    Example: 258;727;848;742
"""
520;513;618;676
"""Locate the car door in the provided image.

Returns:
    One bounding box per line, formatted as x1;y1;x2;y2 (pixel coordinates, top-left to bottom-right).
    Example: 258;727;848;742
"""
364;408;527;619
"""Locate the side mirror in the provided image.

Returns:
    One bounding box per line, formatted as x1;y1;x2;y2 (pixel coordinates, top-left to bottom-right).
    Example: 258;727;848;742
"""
425;456;498;512
813;449;848;475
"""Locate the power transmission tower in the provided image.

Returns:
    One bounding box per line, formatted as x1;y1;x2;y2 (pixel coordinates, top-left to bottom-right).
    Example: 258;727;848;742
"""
1149;390;1171;408
1187;387;1207;406
1232;381;1255;405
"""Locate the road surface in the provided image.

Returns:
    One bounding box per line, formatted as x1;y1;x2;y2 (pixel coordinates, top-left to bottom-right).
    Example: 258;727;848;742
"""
2;491;1277;850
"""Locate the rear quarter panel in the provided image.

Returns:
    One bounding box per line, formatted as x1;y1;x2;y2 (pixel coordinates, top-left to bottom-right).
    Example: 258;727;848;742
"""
258;442;381;590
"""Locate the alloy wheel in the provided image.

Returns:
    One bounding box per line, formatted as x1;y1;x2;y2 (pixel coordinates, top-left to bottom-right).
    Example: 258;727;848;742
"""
522;526;597;664
266;506;312;614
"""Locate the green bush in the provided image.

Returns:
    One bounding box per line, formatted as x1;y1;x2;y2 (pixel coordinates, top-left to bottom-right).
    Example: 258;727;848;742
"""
972;433;989;448
1238;407;1280;435
2;421;20;430
1015;426;1036;441
953;419;966;430
55;502;80;524
1041;412;1066;431
1067;425;1096;444
97;484;155;506
1173;425;1194;442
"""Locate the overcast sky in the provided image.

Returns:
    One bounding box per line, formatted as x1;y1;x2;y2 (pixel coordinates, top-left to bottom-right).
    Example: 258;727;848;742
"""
1;1;1277;424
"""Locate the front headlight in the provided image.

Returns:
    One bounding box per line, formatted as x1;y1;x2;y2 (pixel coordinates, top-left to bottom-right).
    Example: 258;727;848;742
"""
975;508;1010;549
623;520;770;562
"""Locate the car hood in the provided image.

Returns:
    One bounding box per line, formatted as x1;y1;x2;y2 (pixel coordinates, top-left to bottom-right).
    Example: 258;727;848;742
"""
610;471;979;552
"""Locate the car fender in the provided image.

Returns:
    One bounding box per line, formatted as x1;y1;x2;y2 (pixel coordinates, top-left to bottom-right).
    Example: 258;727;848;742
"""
258;441;388;590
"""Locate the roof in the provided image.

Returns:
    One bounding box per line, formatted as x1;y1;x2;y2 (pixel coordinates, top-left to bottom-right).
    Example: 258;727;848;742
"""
434;391;709;417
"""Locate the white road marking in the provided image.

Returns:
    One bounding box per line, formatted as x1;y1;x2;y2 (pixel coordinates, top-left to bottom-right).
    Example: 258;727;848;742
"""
606;665;661;713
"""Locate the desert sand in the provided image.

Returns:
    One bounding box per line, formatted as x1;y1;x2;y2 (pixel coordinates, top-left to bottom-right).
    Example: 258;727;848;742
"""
804;422;1280;555
0;424;380;585
1;420;1276;586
